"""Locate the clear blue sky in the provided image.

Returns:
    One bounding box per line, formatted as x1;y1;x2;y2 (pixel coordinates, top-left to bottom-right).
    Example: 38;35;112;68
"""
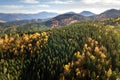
0;0;120;14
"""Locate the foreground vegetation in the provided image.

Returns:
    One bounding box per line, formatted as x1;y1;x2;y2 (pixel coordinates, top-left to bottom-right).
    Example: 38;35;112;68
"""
0;17;120;80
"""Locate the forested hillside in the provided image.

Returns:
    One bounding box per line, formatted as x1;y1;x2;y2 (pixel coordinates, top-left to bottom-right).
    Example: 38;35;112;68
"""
0;17;120;80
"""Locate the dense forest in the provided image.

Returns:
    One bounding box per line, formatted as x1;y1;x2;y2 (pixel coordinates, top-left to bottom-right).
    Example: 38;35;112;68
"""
0;17;120;80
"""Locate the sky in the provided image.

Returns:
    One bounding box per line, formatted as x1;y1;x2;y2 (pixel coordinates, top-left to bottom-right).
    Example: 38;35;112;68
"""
0;0;120;14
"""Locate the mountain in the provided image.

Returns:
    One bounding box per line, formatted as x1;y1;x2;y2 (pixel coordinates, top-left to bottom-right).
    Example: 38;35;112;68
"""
32;12;59;19
45;9;120;27
45;13;89;27
80;11;96;16
7;19;45;25
64;11;76;14
1;9;120;27
0;14;23;22
92;9;120;20
0;12;58;22
0;20;6;23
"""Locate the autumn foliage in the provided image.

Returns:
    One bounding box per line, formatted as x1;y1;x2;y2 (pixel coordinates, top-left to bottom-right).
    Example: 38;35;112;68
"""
60;38;120;80
0;17;120;80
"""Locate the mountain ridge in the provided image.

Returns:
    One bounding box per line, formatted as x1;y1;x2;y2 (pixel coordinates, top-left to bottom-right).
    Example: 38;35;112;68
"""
45;13;90;27
80;11;96;16
0;9;120;27
91;9;120;20
45;9;120;27
0;12;58;22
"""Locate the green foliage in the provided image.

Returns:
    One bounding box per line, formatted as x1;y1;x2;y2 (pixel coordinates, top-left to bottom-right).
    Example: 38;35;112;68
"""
61;38;119;80
0;22;46;34
0;32;48;80
0;17;120;80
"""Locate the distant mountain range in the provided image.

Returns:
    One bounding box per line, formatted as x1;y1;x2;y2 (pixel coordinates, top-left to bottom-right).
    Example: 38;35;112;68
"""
0;12;58;22
0;9;120;27
45;9;120;27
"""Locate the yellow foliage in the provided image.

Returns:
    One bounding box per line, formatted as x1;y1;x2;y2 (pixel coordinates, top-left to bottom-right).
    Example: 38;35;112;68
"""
0;39;3;44
64;64;70;73
90;55;95;60
75;68;80;73
95;41;98;45
98;36;101;39
28;43;32;47
3;67;7;74
74;51;81;58
5;34;9;43
84;44;88;49
107;68;112;77
100;53;106;59
87;37;92;42
23;35;29;41
36;41;40;46
76;71;81;76
34;32;40;37
86;51;91;57
41;32;47;36
94;47;100;53
9;37;14;42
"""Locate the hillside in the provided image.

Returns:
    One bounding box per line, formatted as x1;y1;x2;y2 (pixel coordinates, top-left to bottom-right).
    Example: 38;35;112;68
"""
0;0;120;79
92;9;120;20
45;13;89;27
0;17;120;79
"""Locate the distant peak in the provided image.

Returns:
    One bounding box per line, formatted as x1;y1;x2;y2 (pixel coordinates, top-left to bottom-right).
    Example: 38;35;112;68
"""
64;11;76;14
81;11;92;13
104;9;119;13
100;9;120;15
80;11;95;16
